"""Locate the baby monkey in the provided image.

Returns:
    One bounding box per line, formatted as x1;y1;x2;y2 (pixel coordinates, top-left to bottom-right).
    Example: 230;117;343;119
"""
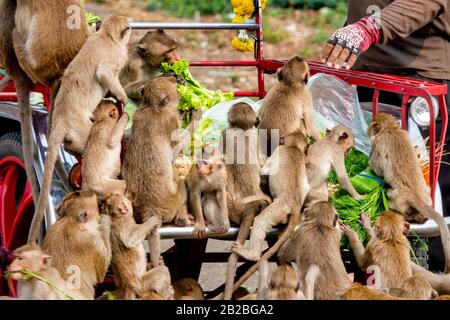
187;150;230;238
104;194;160;299
82;101;128;199
306;125;362;204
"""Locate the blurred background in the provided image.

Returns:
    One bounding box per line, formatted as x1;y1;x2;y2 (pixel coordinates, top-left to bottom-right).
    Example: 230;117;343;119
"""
85;0;347;93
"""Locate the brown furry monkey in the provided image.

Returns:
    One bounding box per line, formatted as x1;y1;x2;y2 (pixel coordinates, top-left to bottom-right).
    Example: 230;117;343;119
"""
122;76;190;269
306;125;362;204
8;243;87;300
368;112;450;273
221;102;271;300
173;278;205;300
258;56;321;156
0;0;90;206
232;130;309;262
28;15;131;243
82;101;128;199
42;191;112;299
104;194;160;300
120;30;180;99
341;211;412;289
411;262;450;295
279;201;352;300
187;151;230;238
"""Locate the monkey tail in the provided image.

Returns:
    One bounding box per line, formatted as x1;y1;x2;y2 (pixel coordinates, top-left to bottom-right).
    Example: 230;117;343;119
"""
303;264;319;300
16;76;40;206
28;127;66;243
238;194;272;207
257;259;269;300
223;211;255;300
231;211;301;294
409;198;450;274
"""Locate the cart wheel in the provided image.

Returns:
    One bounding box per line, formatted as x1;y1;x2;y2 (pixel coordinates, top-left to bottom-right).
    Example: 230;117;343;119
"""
0;132;35;297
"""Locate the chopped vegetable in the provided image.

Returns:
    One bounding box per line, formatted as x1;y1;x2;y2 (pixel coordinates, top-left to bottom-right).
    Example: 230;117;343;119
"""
161;59;234;127
85;11;101;27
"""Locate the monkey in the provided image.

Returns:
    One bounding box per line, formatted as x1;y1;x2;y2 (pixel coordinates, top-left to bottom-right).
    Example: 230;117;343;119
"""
221;102;272;300
258;260;320;300
341;211;412;289
186;150;230;238
410;262;450;295
278;201;352;300
343;275;438;300
0;0;90;207
258;56;321;157
41;191;112;299
120;29;180;99
305;125;362;204
82;101;128;199
28;15;131;243
96;265;174;300
104;194;161;300
122;76;190;269
232;130;310;262
224;131;309;296
173;278;205;300
368;112;450;273
8;243;87;300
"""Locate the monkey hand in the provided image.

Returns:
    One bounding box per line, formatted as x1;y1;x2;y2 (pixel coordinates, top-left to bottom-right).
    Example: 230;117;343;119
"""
359;212;372;229
114;90;129;106
340;223;356;238
193;222;206;238
322;16;381;70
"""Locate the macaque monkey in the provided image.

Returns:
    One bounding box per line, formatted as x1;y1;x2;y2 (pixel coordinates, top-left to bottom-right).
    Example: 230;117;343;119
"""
187;150;230;238
28;15;131;243
343;275;438;300
122;76;190;269
82;101;128;199
97;265;174;300
341;211;412;289
173;278;205;300
258;56;321;156
120;30;180;99
221;102;271;300
258;260;319;300
0;0;90;205
104;194;160;300
226;131;308;296
279;201;352;300
368;112;450;272
232;130;309;261
8;244;87;300
42;191;112;299
306;125;362;204
410;263;450;295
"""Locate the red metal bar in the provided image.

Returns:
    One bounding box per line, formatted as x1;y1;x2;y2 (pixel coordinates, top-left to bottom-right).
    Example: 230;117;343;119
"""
234;91;261;97
372;89;380;115
0;93;17;102
401;95;410;130
255;0;266;99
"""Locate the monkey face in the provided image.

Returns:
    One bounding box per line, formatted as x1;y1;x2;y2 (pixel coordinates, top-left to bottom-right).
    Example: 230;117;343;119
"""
9;246;51;280
197;159;224;178
93;101;119;121
277;56;309;86
138;30;180;67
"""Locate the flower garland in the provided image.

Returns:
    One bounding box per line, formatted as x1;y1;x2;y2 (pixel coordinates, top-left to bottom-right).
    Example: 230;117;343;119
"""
231;0;267;52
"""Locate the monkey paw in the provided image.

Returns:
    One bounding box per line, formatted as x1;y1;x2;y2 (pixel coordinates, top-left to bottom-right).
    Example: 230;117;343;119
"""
175;216;193;227
210;222;230;235
193;223;206;238
359;212;371;229
339;223;352;236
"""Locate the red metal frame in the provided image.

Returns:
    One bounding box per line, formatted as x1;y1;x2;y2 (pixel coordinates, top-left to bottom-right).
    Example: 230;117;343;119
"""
0;0;447;207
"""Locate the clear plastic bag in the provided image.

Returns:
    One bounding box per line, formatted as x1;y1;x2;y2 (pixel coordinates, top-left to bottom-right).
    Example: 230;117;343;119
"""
307;73;371;155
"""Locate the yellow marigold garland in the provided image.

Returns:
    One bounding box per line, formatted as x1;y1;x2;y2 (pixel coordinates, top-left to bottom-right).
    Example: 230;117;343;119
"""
231;0;267;52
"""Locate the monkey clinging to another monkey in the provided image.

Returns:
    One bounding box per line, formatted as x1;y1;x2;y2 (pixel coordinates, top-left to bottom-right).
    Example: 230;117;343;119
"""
29;14;132;243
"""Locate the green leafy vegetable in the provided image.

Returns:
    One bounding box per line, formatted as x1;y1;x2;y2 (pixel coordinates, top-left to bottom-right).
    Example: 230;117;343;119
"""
161;59;234;127
85;11;101;27
328;148;369;184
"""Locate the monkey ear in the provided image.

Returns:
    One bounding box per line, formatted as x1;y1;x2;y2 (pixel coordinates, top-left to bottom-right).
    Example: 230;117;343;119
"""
137;44;146;55
325;129;331;137
375;224;382;237
333;214;338;227
403;222;410;236
120;27;131;39
137;85;145;99
41;255;52;269
338;132;349;144
276;68;284;82
304;72;310;85
78;212;88;223
370;122;381;135
279;136;285;145
95;20;102;32
159;96;169;108
255;116;261;128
